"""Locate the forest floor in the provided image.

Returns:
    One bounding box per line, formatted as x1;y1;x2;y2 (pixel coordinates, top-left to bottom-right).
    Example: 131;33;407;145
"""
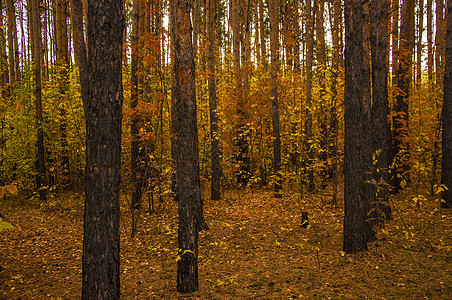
0;184;451;299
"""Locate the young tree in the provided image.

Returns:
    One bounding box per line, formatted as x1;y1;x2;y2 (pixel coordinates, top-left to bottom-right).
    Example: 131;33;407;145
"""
441;0;452;209
371;0;392;220
207;0;221;201
170;0;203;292
343;0;373;253
71;0;124;297
269;0;281;197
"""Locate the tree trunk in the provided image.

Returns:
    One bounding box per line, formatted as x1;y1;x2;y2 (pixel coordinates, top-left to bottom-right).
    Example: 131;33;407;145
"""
5;0;16;82
259;0;266;65
343;0;373;253
392;0;399;86
232;0;249;186
305;0;314;193
28;0;46;201
0;0;9;86
170;0;201;292
131;0;142;209
427;0;434;84
416;0;424;83
269;0;282;197
315;0;328;186
436;0;446;87
55;0;70;188
207;0;221;201
371;0;392;220
331;0;341;207
441;0;452;209
71;0;124;297
392;0;415;193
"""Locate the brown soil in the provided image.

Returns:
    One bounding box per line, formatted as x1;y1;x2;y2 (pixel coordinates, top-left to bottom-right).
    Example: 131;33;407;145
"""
1;186;451;299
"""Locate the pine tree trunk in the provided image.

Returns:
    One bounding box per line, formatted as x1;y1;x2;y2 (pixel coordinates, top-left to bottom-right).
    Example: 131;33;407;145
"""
55;0;70;188
269;0;282;198
28;0;46;201
343;0;374;253
441;0;452;209
392;0;415;193
6;0;16;83
171;0;201;292
131;0;142;209
71;0;124;297
436;0;446;87
371;0;392;220
305;0;314;193
207;0;221;201
427;0;434;84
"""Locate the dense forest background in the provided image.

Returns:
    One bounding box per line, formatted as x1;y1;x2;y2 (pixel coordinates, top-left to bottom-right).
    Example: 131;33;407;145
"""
0;0;451;298
0;0;446;203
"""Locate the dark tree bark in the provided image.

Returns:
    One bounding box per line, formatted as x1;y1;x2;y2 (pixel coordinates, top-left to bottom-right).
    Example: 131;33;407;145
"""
0;0;8;87
71;0;124;298
5;0;17;82
55;0;71;188
131;0;142;209
371;0;392;220
427;0;434;84
258;0;266;65
207;0;221;201
441;0;452;209
392;0;415;193
232;0;249;186
436;0;446;87
28;0;46;201
305;0;314;193
269;0;281;197
330;0;341;207
343;0;373;253
170;0;203;292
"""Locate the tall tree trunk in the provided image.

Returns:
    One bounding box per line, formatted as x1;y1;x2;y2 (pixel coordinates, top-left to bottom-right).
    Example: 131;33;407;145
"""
416;0;424;83
392;0;399;86
232;0;249;186
71;0;124;297
207;0;221;201
371;0;392;220
305;0;314;193
0;0;9;86
171;0;202;292
427;0;434;84
131;0;142;209
28;0;46;201
330;0;341;207
343;0;373;253
258;0;266;65
269;0;282;197
441;0;452;209
392;0;415;193
253;0;260;63
436;0;446;87
5;0;16;82
315;0;328;186
55;0;70;188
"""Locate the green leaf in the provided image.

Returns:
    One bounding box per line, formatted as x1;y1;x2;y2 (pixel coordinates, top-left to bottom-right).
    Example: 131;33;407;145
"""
0;218;14;231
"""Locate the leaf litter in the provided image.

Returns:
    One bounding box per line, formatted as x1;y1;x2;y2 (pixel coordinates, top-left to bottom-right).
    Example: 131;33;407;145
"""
0;185;451;299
